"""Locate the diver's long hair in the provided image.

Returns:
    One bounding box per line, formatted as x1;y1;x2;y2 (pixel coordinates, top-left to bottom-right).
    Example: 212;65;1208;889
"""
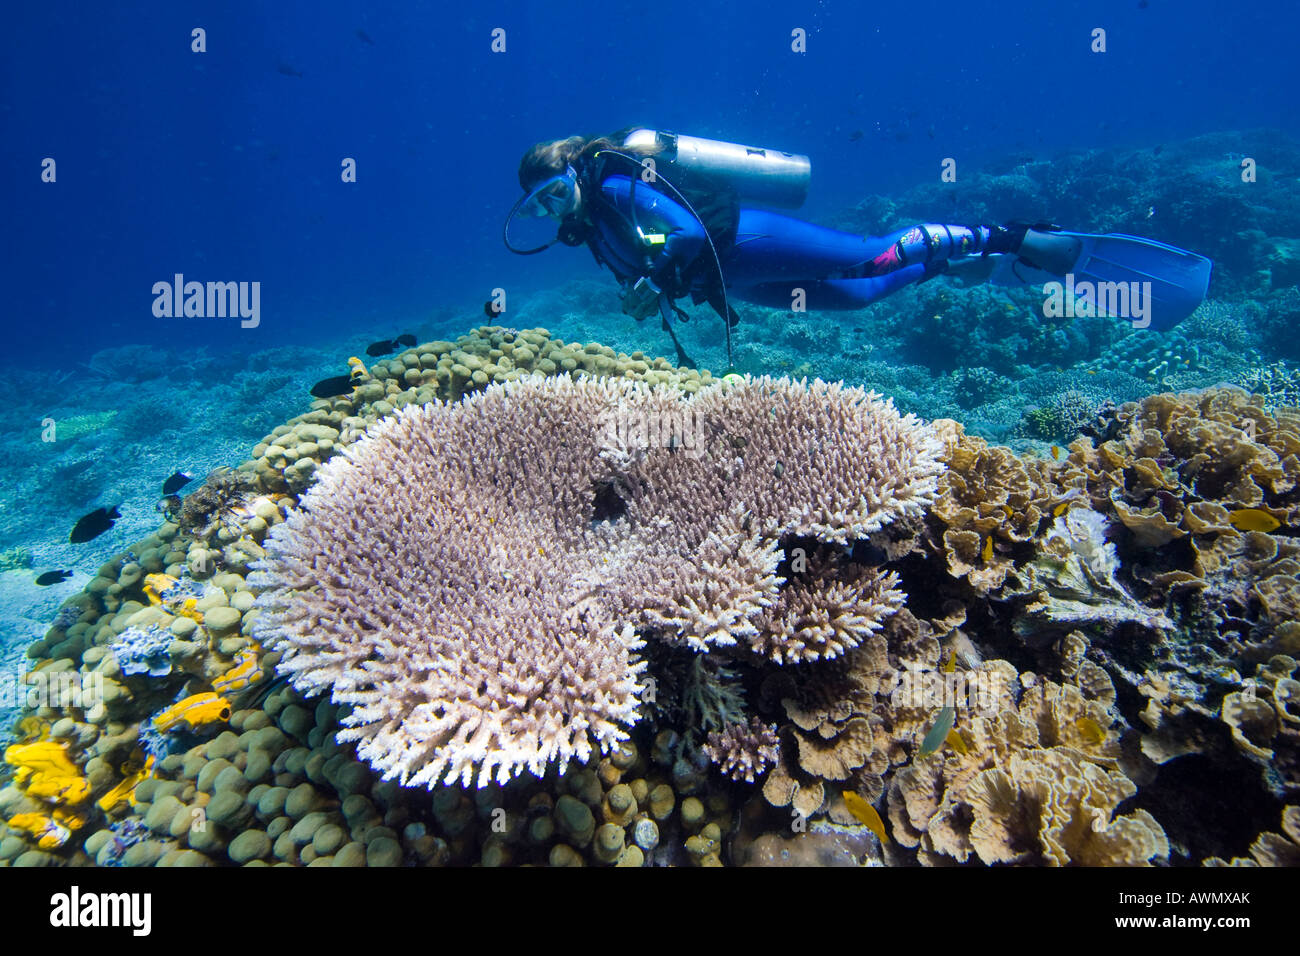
516;128;661;190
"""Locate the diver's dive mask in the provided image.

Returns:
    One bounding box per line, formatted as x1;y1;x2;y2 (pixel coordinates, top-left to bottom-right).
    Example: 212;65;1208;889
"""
503;165;582;254
520;166;579;218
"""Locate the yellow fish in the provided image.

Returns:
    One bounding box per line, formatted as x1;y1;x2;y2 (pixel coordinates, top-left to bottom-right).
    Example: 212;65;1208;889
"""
941;648;958;674
96;756;155;812
347;356;369;381
981;536;994;563
841;790;889;844
945;728;969;755
212;645;263;695
1075;716;1107;747
153;693;231;734
1050;445;1064;461
1053;501;1071;518
1227;508;1281;533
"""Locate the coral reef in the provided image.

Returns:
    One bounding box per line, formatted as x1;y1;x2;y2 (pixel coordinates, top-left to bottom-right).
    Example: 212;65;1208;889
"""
886;669;1167;866
251;374;943;788
703;718;779;784
177;468;253;539
1205;806;1300;867
1018;387;1111;444
5;313;1299;868
1004;507;1175;634
109;625;176;678
1240;361;1300;415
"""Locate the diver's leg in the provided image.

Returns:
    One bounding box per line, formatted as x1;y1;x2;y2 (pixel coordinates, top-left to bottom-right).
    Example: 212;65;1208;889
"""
726;209;997;289
725;210;883;283
732;269;927;311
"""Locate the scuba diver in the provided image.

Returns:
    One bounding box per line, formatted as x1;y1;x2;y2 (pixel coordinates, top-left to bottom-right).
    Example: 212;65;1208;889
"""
503;128;1211;370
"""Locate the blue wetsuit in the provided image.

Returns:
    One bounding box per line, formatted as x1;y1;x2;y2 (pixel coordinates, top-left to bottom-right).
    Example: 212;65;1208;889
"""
588;174;992;312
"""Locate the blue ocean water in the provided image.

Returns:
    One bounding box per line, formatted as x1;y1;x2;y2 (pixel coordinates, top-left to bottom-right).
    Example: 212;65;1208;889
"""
2;2;1296;625
0;2;1298;873
3;0;1295;360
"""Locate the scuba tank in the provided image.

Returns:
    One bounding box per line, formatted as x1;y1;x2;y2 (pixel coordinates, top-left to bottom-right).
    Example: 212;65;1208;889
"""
621;129;810;209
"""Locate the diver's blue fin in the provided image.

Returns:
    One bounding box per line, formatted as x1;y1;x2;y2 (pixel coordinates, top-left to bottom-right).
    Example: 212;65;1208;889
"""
990;232;1212;331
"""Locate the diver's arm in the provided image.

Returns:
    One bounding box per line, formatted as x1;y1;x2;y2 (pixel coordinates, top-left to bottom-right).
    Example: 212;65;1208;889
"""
600;175;706;293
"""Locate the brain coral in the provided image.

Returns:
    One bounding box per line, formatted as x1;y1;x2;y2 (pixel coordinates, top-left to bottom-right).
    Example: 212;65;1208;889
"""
252;375;944;789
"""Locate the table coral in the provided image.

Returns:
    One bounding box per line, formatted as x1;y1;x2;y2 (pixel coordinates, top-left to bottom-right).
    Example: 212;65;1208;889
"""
252;375;944;789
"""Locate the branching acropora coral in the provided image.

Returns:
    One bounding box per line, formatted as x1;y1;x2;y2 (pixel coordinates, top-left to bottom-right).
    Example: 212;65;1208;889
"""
704;717;780;783
252;374;944;789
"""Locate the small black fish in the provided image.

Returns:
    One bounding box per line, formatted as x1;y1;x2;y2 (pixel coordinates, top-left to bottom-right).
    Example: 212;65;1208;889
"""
485;300;502;318
310;375;356;398
36;570;73;586
365;333;418;356
277;62;303;78
356;28;375;45
162;470;192;495
69;506;121;544
848;129;864;142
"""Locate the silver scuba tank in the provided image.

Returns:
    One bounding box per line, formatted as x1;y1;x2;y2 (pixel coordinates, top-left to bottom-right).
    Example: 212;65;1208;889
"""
622;128;810;209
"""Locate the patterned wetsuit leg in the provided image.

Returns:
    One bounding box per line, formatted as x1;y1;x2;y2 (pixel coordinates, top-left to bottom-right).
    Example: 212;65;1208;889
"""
723;209;990;310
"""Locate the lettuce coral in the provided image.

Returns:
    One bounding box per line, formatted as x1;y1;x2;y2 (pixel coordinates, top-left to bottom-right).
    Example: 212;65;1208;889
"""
1005;507;1175;634
888;673;1167;866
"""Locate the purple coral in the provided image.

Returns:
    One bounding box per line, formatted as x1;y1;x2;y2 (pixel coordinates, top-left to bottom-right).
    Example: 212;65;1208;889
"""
109;624;174;677
101;818;151;866
705;717;781;783
252;376;943;789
